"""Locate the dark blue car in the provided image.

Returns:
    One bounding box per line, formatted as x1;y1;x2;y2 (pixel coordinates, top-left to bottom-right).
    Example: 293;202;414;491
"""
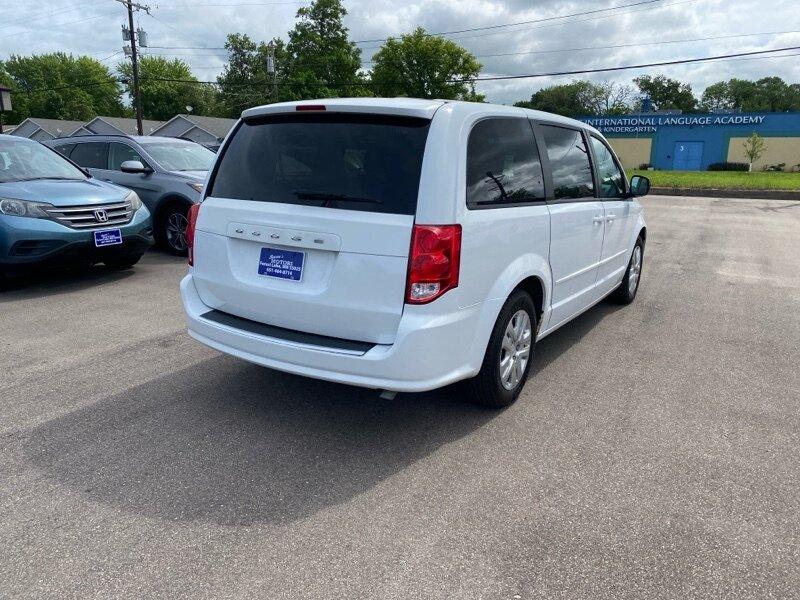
0;135;153;278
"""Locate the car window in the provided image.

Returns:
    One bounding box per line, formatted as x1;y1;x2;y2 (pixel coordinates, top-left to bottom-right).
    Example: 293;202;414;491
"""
69;142;108;170
540;125;594;199
0;139;87;183
54;144;75;158
209;114;431;215
140;142;214;171
108;142;148;171
466;117;545;208
590;137;626;198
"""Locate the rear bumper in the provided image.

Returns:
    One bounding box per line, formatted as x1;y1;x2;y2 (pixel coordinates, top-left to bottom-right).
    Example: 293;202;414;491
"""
181;273;495;392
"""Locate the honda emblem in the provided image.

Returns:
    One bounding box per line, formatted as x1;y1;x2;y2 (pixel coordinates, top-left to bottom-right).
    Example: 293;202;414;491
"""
94;209;109;223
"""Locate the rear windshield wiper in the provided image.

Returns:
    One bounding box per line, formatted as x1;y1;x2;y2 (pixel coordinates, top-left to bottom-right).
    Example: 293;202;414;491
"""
293;190;382;205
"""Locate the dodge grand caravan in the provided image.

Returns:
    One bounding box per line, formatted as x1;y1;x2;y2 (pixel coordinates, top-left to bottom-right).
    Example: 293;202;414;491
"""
181;98;649;407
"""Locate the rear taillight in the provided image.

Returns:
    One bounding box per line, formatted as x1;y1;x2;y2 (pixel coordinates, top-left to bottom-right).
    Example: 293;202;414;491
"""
186;203;200;266
405;224;462;304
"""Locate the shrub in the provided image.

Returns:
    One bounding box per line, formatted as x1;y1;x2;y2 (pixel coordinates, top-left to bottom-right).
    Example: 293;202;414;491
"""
763;163;786;172
708;162;749;172
638;163;653;170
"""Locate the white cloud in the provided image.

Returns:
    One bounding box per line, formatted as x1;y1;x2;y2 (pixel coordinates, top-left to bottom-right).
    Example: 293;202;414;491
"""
2;0;798;106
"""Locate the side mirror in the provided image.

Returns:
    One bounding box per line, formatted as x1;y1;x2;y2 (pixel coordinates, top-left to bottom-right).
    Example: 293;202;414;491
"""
120;160;150;174
629;175;651;197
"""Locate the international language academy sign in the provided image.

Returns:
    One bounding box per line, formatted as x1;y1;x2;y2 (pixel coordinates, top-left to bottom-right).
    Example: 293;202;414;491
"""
581;114;767;134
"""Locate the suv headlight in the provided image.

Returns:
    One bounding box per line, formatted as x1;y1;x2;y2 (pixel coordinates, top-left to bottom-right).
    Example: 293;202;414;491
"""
0;197;54;218
125;191;142;212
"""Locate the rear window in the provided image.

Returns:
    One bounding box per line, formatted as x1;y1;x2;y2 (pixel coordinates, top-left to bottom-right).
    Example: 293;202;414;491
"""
209;113;431;215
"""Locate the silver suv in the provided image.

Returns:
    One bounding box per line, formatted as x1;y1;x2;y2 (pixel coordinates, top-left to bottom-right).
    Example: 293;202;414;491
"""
47;135;215;255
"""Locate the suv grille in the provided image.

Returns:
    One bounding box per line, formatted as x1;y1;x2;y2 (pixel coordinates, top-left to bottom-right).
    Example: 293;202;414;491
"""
45;199;133;229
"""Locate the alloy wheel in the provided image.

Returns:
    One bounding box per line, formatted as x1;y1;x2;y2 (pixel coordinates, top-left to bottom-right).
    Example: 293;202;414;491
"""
628;245;642;296
166;211;189;252
499;309;532;391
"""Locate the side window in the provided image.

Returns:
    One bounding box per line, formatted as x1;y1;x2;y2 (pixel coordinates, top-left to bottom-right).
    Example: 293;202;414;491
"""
466;117;545;208
590;137;625;198
108;142;148;171
540;125;594;199
54;144;75;158
69;142;108;170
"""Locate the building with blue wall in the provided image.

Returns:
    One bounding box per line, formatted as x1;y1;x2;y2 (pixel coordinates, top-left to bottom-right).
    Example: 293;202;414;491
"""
578;112;800;171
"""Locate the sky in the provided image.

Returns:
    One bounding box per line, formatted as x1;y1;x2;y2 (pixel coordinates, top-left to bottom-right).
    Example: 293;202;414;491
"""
1;0;799;107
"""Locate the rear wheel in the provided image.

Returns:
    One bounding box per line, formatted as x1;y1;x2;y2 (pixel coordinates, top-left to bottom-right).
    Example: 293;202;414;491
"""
465;290;537;408
612;237;644;304
156;202;190;256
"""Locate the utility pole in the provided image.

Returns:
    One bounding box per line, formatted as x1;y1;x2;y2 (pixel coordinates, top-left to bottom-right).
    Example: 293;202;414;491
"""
266;42;277;101
116;0;149;135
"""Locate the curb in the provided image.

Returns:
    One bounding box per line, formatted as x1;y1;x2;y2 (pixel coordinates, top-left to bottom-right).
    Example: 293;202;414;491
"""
650;187;800;201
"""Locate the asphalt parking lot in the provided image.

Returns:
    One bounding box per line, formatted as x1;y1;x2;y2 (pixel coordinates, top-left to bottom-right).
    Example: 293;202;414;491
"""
1;195;799;599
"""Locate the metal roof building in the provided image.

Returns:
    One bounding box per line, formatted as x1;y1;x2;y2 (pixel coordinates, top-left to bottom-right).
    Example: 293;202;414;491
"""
8;114;235;144
150;114;237;145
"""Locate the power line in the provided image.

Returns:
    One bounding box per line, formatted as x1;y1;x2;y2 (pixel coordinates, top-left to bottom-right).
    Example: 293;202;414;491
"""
464;46;800;83
353;0;667;44
12;43;800;96
0;10;120;40
354;0;704;45
360;30;800;64
361;0;706;47
0;0;106;31
141;0;699;51
157;1;307;6
134;45;800;88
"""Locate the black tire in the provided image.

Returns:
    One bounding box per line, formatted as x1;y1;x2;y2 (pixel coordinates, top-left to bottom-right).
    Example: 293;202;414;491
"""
465;290;538;408
156;202;190;256
612;236;644;304
104;253;144;270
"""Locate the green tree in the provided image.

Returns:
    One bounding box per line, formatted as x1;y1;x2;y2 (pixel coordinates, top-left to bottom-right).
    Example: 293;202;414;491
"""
216;33;289;117
633;75;697;113
370;27;483;100
283;0;366;99
701;77;800;112
742;132;766;171
1;53;123;123
119;56;217;121
514;80;632;117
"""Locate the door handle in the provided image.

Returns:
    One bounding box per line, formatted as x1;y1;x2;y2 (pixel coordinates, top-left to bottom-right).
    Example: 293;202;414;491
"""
592;215;605;225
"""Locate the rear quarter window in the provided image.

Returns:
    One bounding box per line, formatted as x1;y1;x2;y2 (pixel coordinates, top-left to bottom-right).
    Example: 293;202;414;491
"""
466;117;545;208
69;142;108;170
208;114;431;215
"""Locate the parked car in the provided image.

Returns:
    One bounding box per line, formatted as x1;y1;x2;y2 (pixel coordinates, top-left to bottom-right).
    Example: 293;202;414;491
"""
180;99;650;407
47;135;215;255
0;135;153;278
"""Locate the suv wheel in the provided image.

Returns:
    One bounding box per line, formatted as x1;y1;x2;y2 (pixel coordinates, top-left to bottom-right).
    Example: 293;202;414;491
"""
612;237;644;304
465;290;537;408
157;203;190;256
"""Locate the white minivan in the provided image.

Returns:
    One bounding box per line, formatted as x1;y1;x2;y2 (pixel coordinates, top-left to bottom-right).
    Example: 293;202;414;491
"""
181;98;649;407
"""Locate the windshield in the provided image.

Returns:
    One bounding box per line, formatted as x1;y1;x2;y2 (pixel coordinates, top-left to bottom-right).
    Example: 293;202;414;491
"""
142;142;215;172
0;139;87;183
208;114;431;215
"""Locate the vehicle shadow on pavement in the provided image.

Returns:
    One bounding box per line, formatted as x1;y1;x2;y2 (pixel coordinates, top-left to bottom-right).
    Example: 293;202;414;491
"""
20;355;496;526
0;251;181;298
20;298;623;527
0;265;136;297
528;299;625;378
